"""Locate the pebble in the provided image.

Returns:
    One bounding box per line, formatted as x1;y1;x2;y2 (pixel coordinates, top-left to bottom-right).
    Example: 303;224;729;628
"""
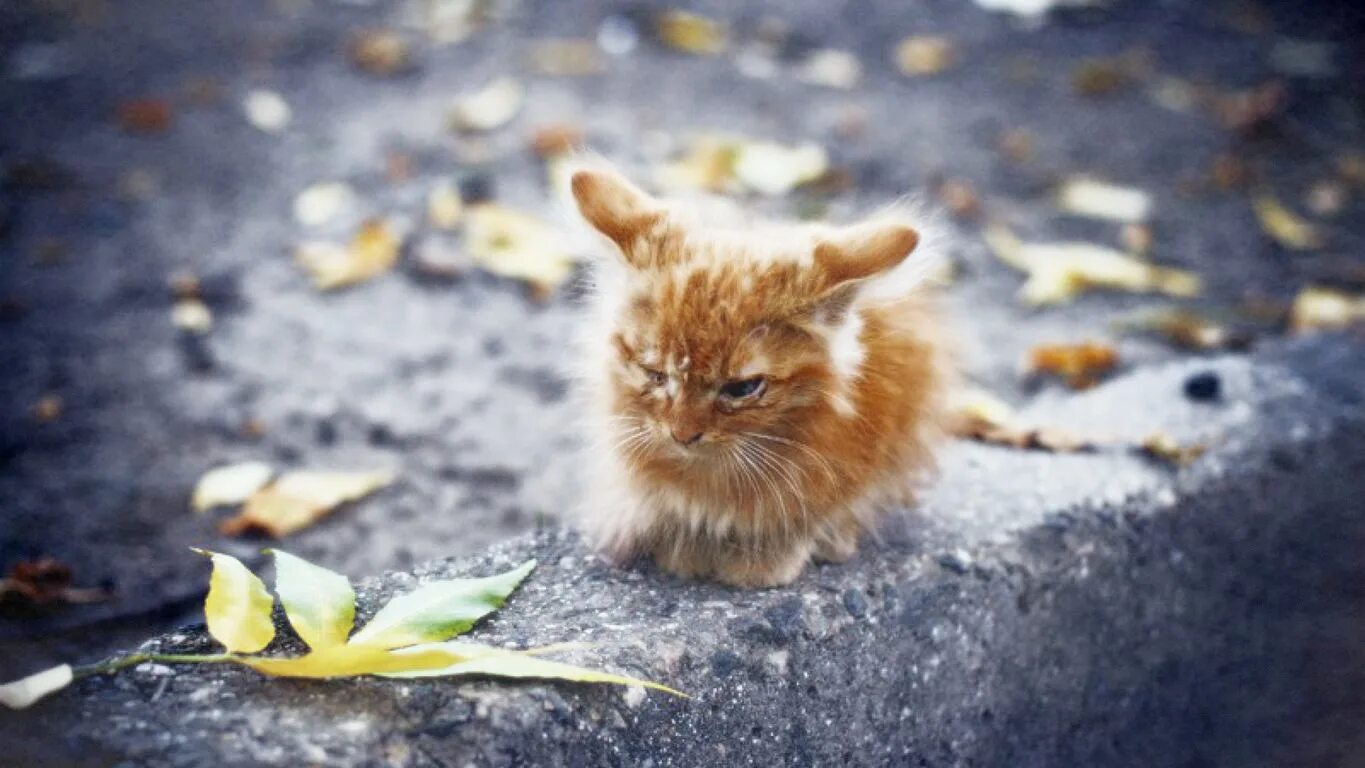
1183;371;1221;403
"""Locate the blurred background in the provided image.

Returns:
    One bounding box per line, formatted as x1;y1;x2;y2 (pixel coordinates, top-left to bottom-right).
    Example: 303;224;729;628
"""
1;0;1362;684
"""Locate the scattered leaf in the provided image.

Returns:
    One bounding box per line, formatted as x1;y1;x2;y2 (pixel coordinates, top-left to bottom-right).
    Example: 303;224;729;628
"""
1028;341;1119;389
220;470;397;538
733;141;829;196
1056;177;1151;223
656;10;727;56
655;135;741;193
1289;286;1365;333
192;461;274;513
894;36;955;77
384;642;684;696
171;298;213;334
426;180;464;230
526;38;604;76
348;560;536;649
948;388;1096;453
1121;308;1243;351
293;182;356;227
0;557;114;606
31;394;62;423
1252;193;1323;250
465;203;576;297
348;29;411;76
797;49;862;90
116;98;173;134
296;218;403;290
270;549;356;650
193;548;276;654
0;664;73;710
449;77;524;133
243;89;291;133
1139;432;1206;466
985;224;1202;306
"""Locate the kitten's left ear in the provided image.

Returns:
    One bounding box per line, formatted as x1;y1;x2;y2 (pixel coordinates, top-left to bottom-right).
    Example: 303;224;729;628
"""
570;168;664;262
814;221;920;290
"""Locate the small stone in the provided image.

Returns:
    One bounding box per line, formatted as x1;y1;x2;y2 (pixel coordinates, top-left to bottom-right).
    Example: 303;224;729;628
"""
243;89;291;133
597;15;639;57
938;549;973;574
1183;371;1222;403
841;588;868;618
457;173;495;204
710;649;744;678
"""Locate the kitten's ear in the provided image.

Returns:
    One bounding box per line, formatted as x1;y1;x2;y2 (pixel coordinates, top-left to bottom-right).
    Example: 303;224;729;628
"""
814;221;920;290
570;168;663;262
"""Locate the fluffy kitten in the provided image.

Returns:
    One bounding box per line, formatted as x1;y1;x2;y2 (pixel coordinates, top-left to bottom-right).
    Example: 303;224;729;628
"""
572;167;950;588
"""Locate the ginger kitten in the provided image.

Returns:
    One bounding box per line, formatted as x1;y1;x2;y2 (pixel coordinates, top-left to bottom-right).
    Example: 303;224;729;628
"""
572;167;950;588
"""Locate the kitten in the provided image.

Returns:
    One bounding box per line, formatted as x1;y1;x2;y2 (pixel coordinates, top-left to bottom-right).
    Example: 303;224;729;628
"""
571;167;950;588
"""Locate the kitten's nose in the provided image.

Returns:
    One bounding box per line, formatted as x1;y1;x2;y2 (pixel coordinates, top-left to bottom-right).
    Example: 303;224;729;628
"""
670;428;703;446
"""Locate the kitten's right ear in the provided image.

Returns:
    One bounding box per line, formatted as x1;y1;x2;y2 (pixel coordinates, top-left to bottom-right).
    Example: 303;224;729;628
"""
570;169;663;263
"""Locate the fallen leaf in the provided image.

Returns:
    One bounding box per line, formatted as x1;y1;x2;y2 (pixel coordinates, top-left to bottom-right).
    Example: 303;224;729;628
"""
296;218;402;290
0;664;73;710
426;180;464;230
171;298;213;334
293;182;356;227
348;560;535;649
1289;286;1365;333
465;203;576;297
894;36;955;77
0;557;114;606
243;89;291;133
237;641;458;678
1056;177;1151;223
192;461;274;513
1252;193;1323;250
1121;308;1243;351
1028;341;1119;389
984;224;1202;306
348;29;411;76
654;135;742;193
449;77;524;133
220;470;396;538
193;549;276;654
270;549;355;650
797;49;862;89
935;178;980;218
383;642;684;696
526;38;604;76
1071;58;1129;97
116;98;173;134
948;388;1096;453
31;394;62;423
1139;432;1206;466
733;141;829;196
656;10;727;56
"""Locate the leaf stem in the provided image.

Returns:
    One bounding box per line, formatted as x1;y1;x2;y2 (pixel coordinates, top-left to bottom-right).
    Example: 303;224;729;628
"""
73;652;234;680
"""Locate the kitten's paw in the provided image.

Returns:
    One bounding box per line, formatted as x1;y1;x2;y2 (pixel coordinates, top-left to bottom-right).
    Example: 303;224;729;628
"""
812;533;858;564
715;542;810;588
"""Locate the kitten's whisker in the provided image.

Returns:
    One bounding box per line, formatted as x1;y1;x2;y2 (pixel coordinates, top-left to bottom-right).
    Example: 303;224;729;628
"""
745;431;838;487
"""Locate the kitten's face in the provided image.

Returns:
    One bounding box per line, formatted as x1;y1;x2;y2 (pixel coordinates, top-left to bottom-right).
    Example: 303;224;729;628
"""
572;168;918;466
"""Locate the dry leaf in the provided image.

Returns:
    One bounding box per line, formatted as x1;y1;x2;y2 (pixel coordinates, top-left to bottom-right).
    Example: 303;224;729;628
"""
1056;177;1151;223
296;219;402;290
655;135;741;193
733;141;829;196
116;98;173;134
1289;286;1365;333
171;298;212;334
465;204;576;297
31;394;62;423
220;470;396;538
348;29;411;76
293;182;356;227
0;557;114;606
526;38;604;76
797;49;862;90
191;461;274;513
243;89;291;133
656;10;727;56
1139;432;1206;466
427;181;464;230
1028;341;1119;389
0;664;73;710
1252;194;1322;250
985;224;1201;306
948;388;1096;453
895;36;955;77
449;77;525;132
1122;308;1242;351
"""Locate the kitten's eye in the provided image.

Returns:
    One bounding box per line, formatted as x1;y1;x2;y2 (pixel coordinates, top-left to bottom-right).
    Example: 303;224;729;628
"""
719;377;766;400
642;367;667;387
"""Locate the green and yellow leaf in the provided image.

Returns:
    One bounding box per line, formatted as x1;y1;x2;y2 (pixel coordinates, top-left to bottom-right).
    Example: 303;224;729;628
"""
0;664;73;710
382;642;686;697
270;549;356;651
236;642;461;679
348;560;536;650
194;548;276;654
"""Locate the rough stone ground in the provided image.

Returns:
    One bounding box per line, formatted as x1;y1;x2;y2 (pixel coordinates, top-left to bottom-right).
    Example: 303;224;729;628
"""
1;0;1363;764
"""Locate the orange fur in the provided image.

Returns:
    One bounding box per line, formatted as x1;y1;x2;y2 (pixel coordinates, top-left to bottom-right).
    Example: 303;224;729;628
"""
572;167;951;588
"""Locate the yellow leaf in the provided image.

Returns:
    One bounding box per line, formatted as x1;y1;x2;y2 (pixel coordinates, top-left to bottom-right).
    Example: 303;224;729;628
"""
448;77;524;132
1290;286;1365;333
656;10;727;56
270;549;356;650
296;219;402;290
0;664;73;710
894;36;955;77
219;469;396;538
382;642;687;697
465;204;576;297
194;548;276;654
653;135;742;193
733;141;829;196
237;642;461;679
1055;177;1151;223
191;461;274;513
348;560;536;649
1252;194;1323;250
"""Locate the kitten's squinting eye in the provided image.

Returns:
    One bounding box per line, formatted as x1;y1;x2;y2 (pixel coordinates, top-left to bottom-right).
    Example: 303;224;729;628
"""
641;367;667;387
719;376;766;400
